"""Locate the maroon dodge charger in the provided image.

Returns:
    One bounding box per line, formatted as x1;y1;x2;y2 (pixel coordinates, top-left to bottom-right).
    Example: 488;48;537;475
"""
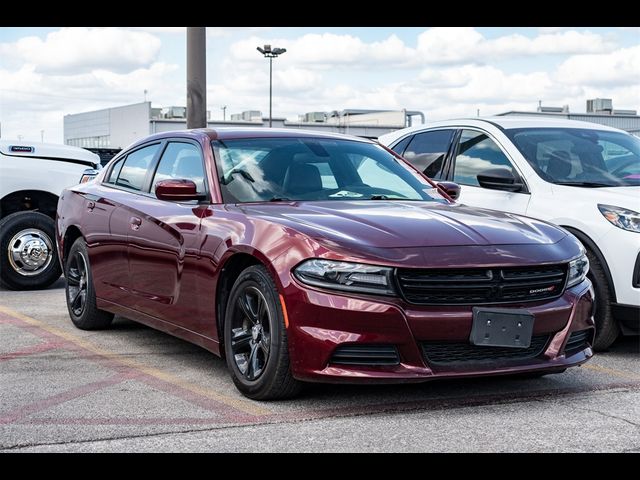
56;128;594;399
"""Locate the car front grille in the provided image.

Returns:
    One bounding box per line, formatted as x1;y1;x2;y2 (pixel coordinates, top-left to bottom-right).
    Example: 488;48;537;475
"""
396;264;567;305
421;334;550;366
330;344;400;366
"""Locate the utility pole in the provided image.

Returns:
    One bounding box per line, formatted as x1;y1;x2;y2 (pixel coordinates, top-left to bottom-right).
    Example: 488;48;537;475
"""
40;130;44;142
187;27;207;129
221;105;227;121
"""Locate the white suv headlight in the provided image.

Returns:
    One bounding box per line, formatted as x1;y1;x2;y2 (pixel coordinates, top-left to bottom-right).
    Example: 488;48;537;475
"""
567;252;589;288
598;204;640;233
293;259;395;295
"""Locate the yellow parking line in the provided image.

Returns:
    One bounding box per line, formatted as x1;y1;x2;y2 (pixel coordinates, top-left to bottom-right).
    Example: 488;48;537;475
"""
0;304;271;416
583;363;640;381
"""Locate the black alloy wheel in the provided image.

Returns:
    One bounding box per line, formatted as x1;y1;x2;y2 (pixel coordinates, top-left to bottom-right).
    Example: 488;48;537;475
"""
66;249;88;317
229;285;272;381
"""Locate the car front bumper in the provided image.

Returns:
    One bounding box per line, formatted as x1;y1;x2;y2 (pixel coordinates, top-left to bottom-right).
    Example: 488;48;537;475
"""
283;279;595;383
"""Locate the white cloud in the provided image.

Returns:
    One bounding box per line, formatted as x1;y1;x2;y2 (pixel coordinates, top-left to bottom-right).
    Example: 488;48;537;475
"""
131;27;185;34
208;27;273;38
0;62;181;142
556;45;640;87
538;27;569;34
0;27;637;142
229;33;415;68
0;27;161;74
415;28;614;65
226;28;615;71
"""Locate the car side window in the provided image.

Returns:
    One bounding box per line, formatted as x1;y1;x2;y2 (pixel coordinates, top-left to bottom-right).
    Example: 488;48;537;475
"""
390;135;413;156
152;142;206;195
453;130;516;187
403;130;455;180
115;144;160;191
105;157;125;184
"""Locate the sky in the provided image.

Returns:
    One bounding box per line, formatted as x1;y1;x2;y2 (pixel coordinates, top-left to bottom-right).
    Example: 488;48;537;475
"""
0;27;638;143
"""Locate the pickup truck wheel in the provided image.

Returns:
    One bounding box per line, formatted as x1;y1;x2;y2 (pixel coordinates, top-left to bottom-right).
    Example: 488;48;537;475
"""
0;211;62;290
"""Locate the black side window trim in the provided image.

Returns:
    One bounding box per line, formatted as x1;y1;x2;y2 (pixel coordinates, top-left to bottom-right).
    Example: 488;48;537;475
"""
443;129;462;180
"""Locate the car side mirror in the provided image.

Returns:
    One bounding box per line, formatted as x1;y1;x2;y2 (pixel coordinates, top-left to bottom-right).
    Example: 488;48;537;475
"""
477;168;524;192
436;181;461;200
155;179;205;202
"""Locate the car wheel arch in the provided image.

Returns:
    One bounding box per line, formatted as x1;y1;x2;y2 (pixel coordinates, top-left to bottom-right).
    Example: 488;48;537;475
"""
1;189;59;220
560;225;616;302
214;250;282;351
62;225;84;266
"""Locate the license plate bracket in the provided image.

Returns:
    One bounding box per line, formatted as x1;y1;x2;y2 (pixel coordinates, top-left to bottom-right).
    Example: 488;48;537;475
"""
470;307;534;348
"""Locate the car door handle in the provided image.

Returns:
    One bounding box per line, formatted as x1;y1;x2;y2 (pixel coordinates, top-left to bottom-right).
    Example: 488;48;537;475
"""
87;201;95;211
130;216;142;230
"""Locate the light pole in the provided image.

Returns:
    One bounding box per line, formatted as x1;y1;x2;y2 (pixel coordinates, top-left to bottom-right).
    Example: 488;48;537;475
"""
257;44;286;127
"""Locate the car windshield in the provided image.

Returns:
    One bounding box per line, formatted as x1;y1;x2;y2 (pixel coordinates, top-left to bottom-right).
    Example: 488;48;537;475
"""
504;127;640;187
212;137;447;203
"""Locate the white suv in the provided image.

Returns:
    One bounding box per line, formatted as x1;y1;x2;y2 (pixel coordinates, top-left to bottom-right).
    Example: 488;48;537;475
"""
380;117;639;350
0;140;100;290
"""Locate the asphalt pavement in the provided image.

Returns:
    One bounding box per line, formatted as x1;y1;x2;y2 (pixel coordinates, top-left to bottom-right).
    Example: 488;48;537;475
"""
1;278;638;452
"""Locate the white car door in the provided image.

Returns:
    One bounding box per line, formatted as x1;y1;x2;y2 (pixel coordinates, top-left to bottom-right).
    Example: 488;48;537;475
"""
452;129;531;215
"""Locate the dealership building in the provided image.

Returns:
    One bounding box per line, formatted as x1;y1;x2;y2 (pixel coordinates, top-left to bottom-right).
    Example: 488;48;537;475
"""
63;102;425;151
499;98;640;136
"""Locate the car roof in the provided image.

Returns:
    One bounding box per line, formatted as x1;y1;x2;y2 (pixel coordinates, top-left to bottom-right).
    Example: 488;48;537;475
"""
135;127;374;146
0;140;100;164
378;116;629;146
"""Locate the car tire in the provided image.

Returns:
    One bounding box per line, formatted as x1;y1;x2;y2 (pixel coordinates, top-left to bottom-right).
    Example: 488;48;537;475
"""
224;265;301;400
0;211;62;290
586;248;619;350
65;237;114;330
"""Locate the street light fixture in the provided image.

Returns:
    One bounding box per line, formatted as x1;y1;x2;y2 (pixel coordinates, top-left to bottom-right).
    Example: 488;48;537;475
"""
257;44;286;127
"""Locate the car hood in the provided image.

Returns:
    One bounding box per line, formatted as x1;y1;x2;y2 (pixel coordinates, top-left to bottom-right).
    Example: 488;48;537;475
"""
556;185;640;211
237;201;566;249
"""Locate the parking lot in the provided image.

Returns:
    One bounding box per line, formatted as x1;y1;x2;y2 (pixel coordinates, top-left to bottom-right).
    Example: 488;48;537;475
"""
1;278;638;452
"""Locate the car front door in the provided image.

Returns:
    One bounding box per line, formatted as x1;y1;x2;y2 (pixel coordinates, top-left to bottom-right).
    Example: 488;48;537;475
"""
125;140;208;330
450;129;530;215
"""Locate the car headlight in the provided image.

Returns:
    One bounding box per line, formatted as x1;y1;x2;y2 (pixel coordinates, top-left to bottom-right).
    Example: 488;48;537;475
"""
567;252;589;288
598;204;640;233
293;259;396;295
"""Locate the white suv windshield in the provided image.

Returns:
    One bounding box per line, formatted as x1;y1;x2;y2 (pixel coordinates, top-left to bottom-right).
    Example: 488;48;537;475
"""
505;128;640;187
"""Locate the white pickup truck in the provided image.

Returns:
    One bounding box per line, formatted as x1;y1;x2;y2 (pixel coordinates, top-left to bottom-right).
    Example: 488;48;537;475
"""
0;140;100;290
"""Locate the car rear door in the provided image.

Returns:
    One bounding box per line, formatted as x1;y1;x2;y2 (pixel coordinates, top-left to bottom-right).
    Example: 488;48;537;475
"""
448;129;531;215
125;139;208;330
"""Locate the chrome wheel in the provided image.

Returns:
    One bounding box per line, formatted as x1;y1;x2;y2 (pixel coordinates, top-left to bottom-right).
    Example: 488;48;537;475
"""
66;250;88;317
230;286;272;381
7;228;54;276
